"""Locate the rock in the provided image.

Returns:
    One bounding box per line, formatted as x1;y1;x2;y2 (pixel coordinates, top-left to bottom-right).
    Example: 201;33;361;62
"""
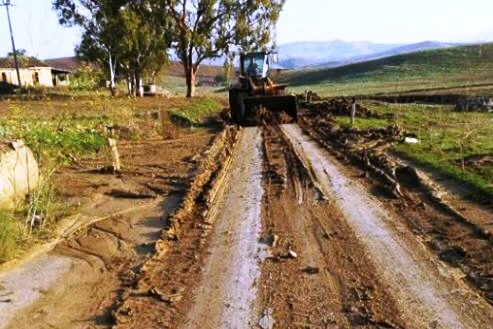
259;233;280;247
404;137;419;144
259;308;275;329
148;287;184;304
0;140;39;209
288;249;298;259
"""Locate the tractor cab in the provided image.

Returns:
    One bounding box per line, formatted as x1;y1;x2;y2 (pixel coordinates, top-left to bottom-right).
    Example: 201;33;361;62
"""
240;52;270;78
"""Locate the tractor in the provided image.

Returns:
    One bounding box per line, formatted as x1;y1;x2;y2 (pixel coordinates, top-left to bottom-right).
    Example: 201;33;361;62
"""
228;51;298;125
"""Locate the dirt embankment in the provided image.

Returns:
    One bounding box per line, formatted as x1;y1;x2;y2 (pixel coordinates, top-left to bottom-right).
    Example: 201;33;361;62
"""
367;94;463;105
113;126;238;328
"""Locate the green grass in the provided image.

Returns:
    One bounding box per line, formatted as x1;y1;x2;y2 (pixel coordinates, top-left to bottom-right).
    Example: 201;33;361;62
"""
282;43;493;97
0;113;108;165
333;116;390;130
394;143;493;200
156;74;226;97
170;98;222;126
342;101;493;199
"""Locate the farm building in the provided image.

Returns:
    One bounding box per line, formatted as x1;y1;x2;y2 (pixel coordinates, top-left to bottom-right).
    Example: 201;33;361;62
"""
0;57;71;87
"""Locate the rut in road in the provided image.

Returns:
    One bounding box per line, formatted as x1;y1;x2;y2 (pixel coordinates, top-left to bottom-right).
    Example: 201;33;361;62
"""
258;125;406;328
281;124;493;329
184;127;265;328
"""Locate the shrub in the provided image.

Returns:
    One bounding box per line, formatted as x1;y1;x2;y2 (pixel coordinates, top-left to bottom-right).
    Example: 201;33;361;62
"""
70;63;101;91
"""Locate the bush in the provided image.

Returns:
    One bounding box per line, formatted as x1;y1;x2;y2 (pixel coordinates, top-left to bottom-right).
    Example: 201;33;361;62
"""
70;64;101;91
2;119;106;164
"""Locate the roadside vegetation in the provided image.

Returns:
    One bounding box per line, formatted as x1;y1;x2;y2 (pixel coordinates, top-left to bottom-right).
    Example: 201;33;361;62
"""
334;101;493;200
0;94;224;262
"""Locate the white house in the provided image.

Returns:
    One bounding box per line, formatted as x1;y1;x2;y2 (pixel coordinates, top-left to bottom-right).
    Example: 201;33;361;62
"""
0;57;71;88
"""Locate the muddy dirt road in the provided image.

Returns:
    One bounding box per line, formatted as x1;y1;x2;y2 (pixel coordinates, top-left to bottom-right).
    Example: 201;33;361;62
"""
282;124;493;328
2;123;493;328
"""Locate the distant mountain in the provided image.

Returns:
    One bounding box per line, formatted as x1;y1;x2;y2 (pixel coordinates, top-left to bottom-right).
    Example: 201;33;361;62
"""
338;41;455;65
277;40;403;68
277;40;458;69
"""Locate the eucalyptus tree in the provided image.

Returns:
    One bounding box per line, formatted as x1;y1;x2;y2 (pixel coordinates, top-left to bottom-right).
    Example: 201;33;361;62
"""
164;0;286;97
53;0;170;96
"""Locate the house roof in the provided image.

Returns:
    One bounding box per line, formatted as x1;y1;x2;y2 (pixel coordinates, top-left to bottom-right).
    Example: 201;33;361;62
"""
0;57;49;69
44;57;82;72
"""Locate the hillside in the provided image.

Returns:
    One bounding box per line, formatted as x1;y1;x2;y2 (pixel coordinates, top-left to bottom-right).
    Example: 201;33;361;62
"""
281;43;493;96
277;40;402;68
276;40;459;69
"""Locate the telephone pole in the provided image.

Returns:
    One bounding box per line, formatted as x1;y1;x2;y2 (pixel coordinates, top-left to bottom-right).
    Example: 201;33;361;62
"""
1;0;21;87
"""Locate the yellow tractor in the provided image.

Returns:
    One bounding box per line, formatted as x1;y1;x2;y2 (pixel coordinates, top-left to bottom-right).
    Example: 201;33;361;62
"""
228;51;298;125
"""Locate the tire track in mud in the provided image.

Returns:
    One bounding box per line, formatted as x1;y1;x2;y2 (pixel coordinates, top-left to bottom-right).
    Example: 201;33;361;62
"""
259;125;405;328
113;127;267;329
281;123;493;329
183;127;265;329
1;198;178;329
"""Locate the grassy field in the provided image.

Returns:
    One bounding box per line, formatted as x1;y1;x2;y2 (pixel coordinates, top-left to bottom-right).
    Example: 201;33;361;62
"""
282;43;493;97
0;94;225;262
333;101;493;200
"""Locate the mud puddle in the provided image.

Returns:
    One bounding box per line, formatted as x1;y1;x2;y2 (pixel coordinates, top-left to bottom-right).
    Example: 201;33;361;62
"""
184;127;266;329
281;124;493;329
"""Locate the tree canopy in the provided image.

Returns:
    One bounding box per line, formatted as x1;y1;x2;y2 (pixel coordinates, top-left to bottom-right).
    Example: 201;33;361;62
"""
165;0;286;97
52;0;286;97
53;0;170;96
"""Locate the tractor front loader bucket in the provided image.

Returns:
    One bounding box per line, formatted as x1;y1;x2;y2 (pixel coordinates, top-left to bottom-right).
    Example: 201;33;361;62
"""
241;95;298;126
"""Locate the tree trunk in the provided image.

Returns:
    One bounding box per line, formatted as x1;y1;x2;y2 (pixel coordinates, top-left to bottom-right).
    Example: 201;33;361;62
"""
132;69;137;97
108;52;116;96
135;71;144;97
127;76;132;96
185;65;196;98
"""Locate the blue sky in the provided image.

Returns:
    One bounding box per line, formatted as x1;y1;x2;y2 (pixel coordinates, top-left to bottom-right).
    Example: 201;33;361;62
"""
277;0;493;44
1;0;493;59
